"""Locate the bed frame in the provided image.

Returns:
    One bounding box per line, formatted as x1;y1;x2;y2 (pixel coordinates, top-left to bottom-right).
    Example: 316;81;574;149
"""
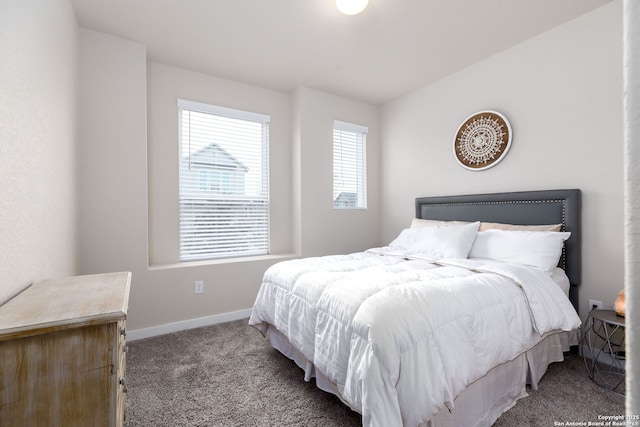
257;189;583;426
415;189;582;313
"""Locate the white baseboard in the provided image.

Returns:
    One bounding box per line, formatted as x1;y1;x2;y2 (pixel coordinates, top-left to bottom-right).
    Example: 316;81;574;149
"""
127;308;253;341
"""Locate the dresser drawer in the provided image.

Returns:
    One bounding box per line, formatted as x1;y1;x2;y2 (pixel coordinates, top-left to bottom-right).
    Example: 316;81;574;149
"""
1;324;117;427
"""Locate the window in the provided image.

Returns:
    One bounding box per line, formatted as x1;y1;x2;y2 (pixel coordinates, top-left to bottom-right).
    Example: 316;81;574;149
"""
333;120;367;209
198;170;232;194
178;99;270;261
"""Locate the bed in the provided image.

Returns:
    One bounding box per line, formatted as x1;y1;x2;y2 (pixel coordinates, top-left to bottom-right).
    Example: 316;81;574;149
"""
249;189;582;427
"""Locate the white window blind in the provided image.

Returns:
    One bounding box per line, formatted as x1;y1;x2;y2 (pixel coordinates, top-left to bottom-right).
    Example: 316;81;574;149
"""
333;120;367;209
178;99;270;261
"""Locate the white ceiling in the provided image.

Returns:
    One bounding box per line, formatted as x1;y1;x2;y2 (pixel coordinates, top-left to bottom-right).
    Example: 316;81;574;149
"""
70;0;612;105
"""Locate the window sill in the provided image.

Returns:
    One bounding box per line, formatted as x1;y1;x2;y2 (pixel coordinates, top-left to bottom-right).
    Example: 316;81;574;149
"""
147;253;298;271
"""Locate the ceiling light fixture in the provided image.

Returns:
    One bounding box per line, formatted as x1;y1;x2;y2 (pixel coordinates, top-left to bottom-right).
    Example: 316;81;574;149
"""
336;0;369;15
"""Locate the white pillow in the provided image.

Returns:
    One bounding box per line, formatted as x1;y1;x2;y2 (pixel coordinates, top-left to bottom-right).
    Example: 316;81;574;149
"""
411;218;562;232
469;229;571;271
410;218;471;228
389;222;480;259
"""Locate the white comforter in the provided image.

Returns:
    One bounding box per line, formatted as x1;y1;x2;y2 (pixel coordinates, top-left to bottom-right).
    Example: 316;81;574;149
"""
249;250;580;427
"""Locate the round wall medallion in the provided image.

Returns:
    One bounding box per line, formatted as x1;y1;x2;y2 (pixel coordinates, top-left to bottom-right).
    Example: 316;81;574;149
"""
453;111;512;171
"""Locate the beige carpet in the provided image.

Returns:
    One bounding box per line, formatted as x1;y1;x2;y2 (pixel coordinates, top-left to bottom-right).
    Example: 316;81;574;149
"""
124;319;624;426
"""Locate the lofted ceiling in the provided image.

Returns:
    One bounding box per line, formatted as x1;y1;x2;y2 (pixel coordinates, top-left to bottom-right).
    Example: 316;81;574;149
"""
70;0;613;105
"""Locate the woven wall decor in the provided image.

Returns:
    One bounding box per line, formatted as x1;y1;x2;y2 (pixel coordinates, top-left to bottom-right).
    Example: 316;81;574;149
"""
453;111;512;171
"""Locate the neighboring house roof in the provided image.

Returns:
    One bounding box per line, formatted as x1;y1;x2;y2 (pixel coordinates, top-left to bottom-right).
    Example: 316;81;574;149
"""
334;192;357;206
189;143;248;171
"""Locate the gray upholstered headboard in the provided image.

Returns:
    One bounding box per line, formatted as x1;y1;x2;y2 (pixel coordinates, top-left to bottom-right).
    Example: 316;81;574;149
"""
415;189;582;312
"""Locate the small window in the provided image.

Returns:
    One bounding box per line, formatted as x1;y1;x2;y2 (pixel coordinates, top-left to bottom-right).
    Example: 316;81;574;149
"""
178;99;270;261
333;120;367;209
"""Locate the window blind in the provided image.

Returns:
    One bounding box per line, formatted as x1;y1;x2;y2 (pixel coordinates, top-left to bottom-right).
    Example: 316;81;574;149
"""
178;99;270;261
333;120;367;209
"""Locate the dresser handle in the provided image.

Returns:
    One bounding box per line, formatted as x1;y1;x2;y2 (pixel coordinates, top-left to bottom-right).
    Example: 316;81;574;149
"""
120;377;127;393
120;328;126;337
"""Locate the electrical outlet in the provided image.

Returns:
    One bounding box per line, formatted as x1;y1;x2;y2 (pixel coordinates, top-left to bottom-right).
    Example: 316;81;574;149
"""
588;299;602;311
194;280;204;294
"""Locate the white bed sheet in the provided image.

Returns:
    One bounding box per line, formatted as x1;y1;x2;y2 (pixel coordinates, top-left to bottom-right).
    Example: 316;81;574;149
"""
267;325;576;427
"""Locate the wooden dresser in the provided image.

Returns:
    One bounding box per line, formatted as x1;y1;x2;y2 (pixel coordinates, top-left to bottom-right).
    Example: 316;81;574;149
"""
0;272;131;427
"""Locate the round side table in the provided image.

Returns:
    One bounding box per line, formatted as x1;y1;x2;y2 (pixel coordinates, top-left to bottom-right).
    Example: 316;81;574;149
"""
581;309;625;396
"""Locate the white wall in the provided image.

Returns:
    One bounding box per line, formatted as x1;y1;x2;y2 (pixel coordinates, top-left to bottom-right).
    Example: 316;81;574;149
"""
79;31;268;333
0;0;78;297
77;29;153;330
381;1;623;322
292;87;381;256
78;30;380;332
